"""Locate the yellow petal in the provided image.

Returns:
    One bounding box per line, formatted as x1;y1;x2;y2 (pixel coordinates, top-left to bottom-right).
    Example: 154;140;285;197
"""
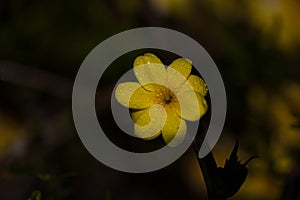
131;109;146;125
131;104;167;140
166;66;188;89
143;53;163;64
115;82;140;107
168;58;192;79
180;75;208;96
133;53;167;88
197;93;208;118
176;90;201;121
162;110;186;146
115;82;156;109
129;86;158;109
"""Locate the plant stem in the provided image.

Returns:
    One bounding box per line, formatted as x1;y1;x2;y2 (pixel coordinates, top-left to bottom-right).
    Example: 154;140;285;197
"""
194;140;226;200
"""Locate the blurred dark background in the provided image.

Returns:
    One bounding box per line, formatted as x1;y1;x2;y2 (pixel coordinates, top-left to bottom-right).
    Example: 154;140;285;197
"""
1;0;300;199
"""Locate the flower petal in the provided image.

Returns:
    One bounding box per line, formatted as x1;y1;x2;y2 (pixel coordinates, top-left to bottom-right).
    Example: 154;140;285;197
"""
115;82;156;109
176;90;201;121
166;66;188;90
131;104;167;140
115;82;140;107
168;57;192;78
133;53;167;88
139;53;163;64
162;110;186;146
197;93;208;118
179;75;208;96
129;86;158;109
189;75;208;96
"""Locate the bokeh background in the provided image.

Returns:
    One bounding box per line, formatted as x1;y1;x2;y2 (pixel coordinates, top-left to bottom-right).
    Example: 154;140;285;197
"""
1;0;300;199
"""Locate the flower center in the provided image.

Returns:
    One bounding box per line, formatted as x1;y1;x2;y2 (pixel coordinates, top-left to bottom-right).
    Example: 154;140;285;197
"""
164;95;172;104
154;85;177;106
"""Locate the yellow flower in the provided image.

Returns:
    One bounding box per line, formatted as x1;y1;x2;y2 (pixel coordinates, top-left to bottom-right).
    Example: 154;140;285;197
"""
115;53;208;146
